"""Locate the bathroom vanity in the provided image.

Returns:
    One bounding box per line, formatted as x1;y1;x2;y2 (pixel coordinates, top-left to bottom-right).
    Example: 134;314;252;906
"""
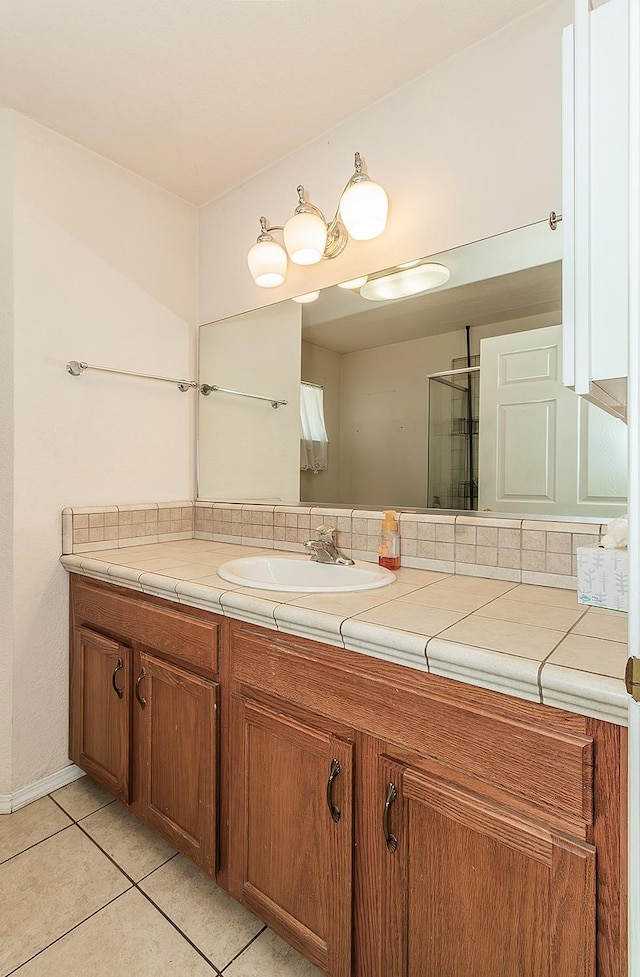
66;551;627;977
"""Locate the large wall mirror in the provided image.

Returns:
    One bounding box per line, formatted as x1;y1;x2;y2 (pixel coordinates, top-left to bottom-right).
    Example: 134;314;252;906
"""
198;220;627;519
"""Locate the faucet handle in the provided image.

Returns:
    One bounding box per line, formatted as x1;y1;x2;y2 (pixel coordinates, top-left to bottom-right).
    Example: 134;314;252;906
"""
315;524;335;542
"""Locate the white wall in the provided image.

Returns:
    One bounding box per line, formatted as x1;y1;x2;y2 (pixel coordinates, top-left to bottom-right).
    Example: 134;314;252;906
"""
0;113;15;795
198;0;572;325
7;112;197;793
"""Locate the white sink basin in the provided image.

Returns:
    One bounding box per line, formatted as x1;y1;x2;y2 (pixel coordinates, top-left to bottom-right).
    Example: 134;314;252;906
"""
217;554;396;593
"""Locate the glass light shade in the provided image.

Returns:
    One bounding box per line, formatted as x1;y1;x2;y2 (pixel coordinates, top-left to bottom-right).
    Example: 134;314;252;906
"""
337;276;368;289
247;239;287;288
292;291;320;304
283;211;327;265
339;179;388;241
360;263;450;301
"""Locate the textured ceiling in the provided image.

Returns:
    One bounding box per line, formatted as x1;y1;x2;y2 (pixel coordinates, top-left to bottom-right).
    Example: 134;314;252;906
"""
0;0;550;204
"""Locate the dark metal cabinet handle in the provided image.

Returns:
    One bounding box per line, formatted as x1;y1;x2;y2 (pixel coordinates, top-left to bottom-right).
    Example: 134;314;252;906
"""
135;667;147;709
383;782;398;853
111;658;124;698
326;758;341;822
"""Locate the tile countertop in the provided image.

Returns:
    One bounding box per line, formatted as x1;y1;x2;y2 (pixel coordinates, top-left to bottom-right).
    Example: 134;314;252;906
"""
60;539;630;727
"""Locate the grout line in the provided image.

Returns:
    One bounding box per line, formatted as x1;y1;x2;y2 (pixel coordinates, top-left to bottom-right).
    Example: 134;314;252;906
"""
0;822;74;867
76;798;117;820
135;886;223;974
73;819;138;886
424;636;432;672
48;791;116;823
136;850;180;884
38;812;221;974
219;926;268;972
535;605;595;701
6;888;134;976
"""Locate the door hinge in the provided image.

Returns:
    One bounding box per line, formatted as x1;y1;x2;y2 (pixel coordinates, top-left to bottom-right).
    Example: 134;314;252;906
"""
625;657;640;701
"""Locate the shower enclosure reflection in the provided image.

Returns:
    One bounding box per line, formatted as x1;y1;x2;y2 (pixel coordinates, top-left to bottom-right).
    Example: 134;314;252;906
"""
427;365;479;511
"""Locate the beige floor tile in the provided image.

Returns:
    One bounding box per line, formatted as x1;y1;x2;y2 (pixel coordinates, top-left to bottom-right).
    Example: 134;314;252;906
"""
81;802;176;881
225;929;323;977
353;601;467;636
0;797;71;864
501;583;579;608
573;607;629;644
51;775;115;821
545;633;628;678
0;825;129;974
140;855;263;968
437;616;565;661
476;597;585;631
15;888;215;977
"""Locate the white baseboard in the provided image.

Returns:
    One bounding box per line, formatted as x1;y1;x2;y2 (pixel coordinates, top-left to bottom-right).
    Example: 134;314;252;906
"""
0;764;85;814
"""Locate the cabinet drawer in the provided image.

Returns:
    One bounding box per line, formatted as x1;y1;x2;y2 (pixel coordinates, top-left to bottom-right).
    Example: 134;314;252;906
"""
72;577;219;674
232;624;593;826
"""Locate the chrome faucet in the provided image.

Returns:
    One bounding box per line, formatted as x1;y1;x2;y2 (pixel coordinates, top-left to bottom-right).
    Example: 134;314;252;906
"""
303;526;354;566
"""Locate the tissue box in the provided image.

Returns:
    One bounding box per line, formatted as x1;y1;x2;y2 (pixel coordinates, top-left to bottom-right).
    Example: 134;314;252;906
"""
576;546;629;611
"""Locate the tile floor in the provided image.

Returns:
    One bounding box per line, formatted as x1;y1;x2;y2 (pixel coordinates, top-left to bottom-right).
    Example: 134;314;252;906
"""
0;777;323;977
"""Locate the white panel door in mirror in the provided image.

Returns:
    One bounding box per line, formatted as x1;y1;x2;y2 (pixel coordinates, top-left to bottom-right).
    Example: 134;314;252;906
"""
496;401;557;501
479;325;625;517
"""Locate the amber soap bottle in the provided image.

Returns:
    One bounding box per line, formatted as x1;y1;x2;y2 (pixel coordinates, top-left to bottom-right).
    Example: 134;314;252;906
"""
378;510;400;570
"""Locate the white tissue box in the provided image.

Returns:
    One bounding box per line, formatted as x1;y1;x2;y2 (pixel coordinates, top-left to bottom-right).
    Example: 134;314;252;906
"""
576;546;629;611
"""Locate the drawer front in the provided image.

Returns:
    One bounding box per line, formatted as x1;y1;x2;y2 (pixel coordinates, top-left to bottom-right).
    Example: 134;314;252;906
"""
73;578;219;674
232;625;593;826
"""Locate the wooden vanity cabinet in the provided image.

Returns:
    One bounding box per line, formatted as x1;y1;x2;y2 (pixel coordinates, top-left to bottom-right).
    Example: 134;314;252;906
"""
71;625;131;804
377;758;596;977
132;651;217;870
69;576;220;876
227;619;625;977
228;631;354;977
69;584;625;977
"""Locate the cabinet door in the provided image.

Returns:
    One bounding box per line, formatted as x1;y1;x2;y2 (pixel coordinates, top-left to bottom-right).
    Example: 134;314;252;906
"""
134;652;218;876
70;626;131;803
380;762;596;977
233;696;353;977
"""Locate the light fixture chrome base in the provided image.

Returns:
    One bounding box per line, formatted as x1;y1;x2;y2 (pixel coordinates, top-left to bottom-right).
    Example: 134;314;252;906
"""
324;221;348;259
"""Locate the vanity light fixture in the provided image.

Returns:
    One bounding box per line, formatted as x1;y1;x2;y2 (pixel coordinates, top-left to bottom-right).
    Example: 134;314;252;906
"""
247;153;388;288
359;262;450;302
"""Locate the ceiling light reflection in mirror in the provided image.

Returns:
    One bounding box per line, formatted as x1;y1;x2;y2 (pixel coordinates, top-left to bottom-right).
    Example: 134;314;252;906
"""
359;262;450;301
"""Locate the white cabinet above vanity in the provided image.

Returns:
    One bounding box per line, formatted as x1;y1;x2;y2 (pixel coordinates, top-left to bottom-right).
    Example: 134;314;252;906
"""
562;0;630;420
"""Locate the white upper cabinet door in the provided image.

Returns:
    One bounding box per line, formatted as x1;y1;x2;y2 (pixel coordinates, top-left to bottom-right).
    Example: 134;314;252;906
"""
562;0;629;414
